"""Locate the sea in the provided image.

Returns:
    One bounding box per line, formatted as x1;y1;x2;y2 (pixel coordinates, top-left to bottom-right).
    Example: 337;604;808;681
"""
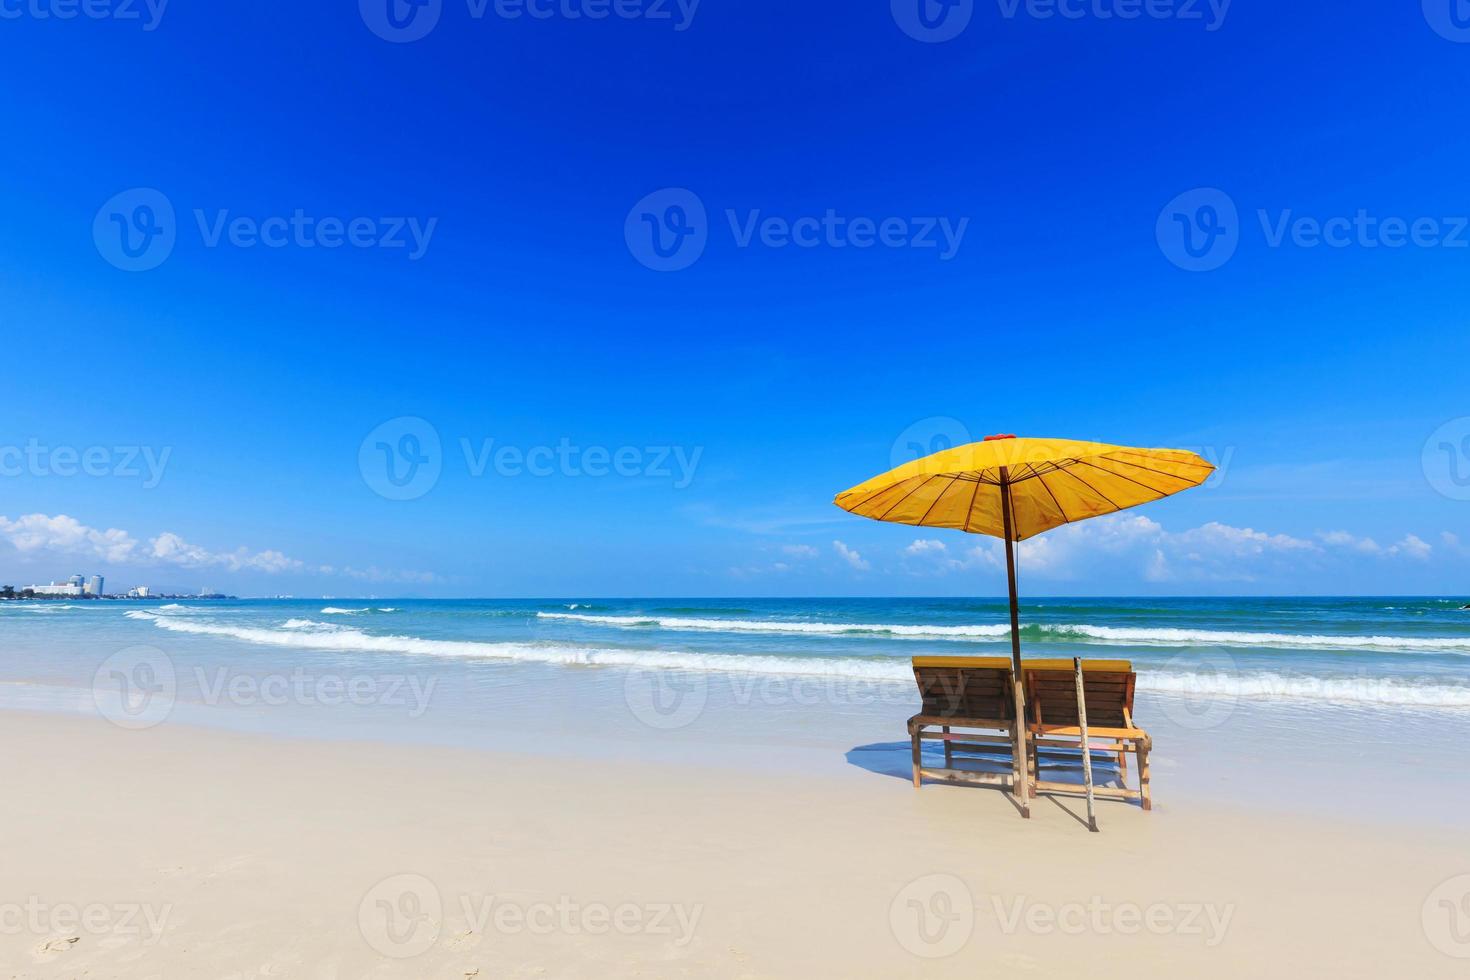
3;595;1468;712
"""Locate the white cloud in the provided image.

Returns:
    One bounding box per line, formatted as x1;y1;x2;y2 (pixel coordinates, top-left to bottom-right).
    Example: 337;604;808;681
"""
147;531;305;574
1319;530;1433;560
0;514;140;564
902;537;1001;576
781;544;819;559
968;515;1320;583
0;513;433;583
1390;533;1432;560
832;540;870;571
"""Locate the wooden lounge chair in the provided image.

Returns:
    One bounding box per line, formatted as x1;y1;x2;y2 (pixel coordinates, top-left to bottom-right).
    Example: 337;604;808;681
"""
907;656;1030;817
1023;658;1152;812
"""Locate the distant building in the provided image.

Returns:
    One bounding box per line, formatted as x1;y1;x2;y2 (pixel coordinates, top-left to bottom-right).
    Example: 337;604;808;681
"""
128;586;150;598
85;575;104;596
67;574;84;587
28;582;84;596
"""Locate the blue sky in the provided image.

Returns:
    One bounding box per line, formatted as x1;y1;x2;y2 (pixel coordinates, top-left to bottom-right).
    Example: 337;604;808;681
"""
2;1;1468;596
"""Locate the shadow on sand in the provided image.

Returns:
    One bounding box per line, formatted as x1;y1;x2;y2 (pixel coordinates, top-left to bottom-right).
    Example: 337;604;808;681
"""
844;740;1131;827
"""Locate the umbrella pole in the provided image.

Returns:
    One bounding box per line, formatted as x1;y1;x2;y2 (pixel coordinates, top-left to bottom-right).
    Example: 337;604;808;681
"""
1000;472;1030;818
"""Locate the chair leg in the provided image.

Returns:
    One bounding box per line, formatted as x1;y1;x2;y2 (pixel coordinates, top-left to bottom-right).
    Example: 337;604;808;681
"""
1026;735;1038;798
1117;749;1128;779
1137;740;1152;811
911;726;923;788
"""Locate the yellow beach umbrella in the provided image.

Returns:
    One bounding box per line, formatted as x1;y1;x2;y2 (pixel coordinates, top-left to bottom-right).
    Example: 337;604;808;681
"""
833;434;1215;677
835;434;1213;823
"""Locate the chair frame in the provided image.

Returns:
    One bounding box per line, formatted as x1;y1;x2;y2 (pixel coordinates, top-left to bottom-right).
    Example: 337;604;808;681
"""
1023;660;1152;811
906;657;1030;817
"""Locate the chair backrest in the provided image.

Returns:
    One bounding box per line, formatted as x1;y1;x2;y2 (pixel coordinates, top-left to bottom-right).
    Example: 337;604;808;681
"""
1023;659;1136;728
911;656;1015;721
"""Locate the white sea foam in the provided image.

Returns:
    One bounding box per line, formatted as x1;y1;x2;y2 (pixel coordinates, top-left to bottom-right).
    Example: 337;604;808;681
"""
126;611;910;680
1141;671;1470;709
321;606;369;615
123;610;1470;710
537;612;1470;654
537;611;1012;638
281;618;345;631
1040;623;1470;654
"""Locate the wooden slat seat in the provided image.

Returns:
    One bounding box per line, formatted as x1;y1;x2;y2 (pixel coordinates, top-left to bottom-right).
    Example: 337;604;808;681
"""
906;657;1029;816
1023;660;1153;810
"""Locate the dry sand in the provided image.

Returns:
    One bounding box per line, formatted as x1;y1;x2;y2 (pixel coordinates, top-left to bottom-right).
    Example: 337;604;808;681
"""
0;708;1463;978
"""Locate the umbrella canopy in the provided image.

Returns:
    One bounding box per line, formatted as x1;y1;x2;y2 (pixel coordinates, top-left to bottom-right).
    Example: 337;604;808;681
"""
833;434;1215;678
833;435;1214;540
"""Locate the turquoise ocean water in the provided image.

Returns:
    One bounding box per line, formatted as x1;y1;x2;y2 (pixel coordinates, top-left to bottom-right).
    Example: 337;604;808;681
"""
3;596;1468;712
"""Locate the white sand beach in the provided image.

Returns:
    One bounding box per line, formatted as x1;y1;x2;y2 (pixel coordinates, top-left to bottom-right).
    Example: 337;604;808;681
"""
2;702;1464;978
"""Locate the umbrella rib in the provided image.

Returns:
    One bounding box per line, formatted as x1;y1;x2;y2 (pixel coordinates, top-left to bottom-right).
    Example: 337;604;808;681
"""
843;470;933;513
1056;465;1124;511
1109;450;1215;471
875;475;939;522
1093;453;1208;486
1076;458;1172;498
916;475;961;527
1035;470;1070;523
962;473;983;533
